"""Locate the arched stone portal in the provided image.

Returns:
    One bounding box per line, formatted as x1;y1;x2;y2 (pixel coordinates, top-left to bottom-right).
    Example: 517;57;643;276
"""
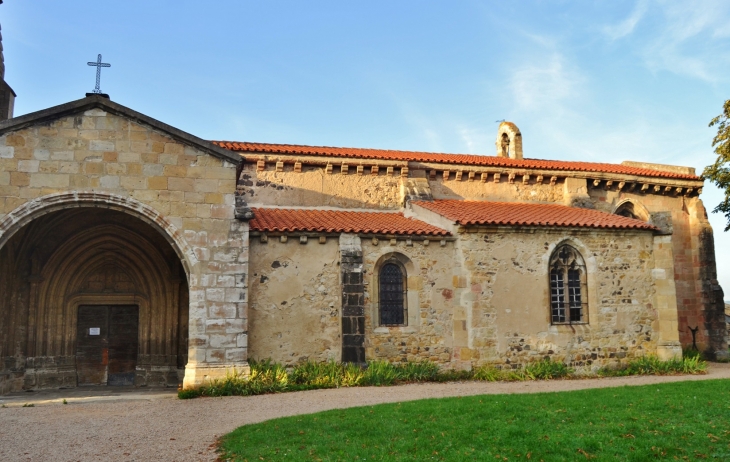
0;207;189;392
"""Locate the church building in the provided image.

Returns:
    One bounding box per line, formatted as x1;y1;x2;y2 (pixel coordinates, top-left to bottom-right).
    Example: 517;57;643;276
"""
0;40;727;394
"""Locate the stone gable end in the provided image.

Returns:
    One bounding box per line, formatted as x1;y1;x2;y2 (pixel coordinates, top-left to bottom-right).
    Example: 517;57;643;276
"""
0;108;250;392
0;109;237;223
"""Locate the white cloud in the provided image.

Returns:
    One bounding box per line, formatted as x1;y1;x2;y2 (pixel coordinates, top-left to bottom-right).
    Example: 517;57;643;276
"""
646;1;730;82
509;53;583;113
605;0;730;82
457;126;489;155
603;0;649;40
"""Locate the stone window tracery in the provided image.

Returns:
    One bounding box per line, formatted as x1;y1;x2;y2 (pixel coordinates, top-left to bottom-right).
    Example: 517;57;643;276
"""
549;244;587;324
379;262;407;326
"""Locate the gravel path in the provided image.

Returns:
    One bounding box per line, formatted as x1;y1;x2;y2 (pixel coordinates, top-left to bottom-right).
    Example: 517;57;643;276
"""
1;363;729;462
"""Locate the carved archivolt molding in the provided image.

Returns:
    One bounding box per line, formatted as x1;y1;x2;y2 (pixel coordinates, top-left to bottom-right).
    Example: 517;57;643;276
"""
0;191;197;274
25;221;185;360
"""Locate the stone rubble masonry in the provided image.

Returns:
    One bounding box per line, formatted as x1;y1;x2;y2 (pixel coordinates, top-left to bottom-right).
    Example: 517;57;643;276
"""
362;238;458;366
455;229;662;369
0;109;249;390
588;185;728;357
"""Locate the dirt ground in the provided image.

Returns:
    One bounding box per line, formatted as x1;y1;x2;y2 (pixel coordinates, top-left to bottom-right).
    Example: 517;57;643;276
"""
1;362;729;462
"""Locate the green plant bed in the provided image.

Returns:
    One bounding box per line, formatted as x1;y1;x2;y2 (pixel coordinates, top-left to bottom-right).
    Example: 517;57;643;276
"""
218;379;730;461
596;354;707;377
179;356;706;400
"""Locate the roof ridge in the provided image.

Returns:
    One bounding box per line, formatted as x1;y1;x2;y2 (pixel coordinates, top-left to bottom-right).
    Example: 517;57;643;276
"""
213;140;472;157
414;199;657;231
249;207;450;236
212;140;701;181
215;140;624;164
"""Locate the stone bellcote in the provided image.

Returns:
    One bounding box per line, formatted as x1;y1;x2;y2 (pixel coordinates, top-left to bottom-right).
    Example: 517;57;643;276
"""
495;121;522;159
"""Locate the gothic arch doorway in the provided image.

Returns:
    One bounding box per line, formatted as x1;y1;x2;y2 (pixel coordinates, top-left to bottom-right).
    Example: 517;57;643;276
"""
0;207;189;392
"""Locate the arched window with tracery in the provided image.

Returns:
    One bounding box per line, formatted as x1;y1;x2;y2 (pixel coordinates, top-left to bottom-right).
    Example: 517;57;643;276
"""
549;244;588;324
379;262;407;325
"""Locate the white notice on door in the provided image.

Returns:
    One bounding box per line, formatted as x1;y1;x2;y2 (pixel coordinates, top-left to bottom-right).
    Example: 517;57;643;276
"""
89;327;100;336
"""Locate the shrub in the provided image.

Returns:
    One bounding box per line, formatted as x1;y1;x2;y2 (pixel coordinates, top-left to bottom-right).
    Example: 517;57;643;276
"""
524;358;572;380
472;359;571;382
395;360;440;382
597;355;707;377
290;360;349;388
178;355;706;399
472;365;501;381
361;360;400;386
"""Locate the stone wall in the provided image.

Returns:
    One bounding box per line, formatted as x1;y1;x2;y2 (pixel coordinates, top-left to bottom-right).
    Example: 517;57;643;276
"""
0;109;249;391
240;163;568;209
429;175;564;203
588;185;728;356
456;229;661;369
361;238;459;365
248;236;341;365
239;163;403;209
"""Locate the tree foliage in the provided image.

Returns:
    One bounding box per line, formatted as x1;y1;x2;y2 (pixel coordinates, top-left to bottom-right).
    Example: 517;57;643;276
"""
703;99;730;231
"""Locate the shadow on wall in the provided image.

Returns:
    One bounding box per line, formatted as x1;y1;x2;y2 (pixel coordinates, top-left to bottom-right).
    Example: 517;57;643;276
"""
239;163;567;210
0;208;189;393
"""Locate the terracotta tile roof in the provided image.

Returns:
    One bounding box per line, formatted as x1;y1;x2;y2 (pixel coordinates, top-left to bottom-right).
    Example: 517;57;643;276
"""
414;200;657;230
249;208;450;236
212;141;700;180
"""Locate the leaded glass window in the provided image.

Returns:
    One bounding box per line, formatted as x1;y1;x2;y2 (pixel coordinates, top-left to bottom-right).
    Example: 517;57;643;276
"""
379;262;406;325
549;245;587;324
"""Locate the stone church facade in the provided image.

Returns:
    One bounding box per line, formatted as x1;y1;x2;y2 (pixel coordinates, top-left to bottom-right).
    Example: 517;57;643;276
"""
0;91;727;393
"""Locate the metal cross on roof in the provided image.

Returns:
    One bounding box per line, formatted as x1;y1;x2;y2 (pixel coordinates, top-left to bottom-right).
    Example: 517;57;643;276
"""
87;54;110;94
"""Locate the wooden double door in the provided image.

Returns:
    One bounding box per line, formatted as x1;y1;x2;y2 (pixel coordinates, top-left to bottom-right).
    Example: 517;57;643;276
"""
76;305;139;386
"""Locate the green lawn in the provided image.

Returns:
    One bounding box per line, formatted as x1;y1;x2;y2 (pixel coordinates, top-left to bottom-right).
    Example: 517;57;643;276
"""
218;379;730;461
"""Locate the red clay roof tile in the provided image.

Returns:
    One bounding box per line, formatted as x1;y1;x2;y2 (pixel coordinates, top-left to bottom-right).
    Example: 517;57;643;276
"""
249;208;450;236
212;141;700;180
414;200;657;230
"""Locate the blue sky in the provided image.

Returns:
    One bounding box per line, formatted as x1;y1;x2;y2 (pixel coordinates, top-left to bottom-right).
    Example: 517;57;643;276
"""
3;1;730;291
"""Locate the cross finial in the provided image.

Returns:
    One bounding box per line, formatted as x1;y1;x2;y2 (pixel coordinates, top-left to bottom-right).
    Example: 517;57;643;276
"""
87;54;110;95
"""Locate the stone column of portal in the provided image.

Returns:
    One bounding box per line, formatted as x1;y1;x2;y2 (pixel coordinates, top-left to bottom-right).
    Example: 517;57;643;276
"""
652;234;682;360
340;234;365;363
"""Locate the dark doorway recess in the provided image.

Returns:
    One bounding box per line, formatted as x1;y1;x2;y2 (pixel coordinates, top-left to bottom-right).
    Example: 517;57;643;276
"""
76;305;139;386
